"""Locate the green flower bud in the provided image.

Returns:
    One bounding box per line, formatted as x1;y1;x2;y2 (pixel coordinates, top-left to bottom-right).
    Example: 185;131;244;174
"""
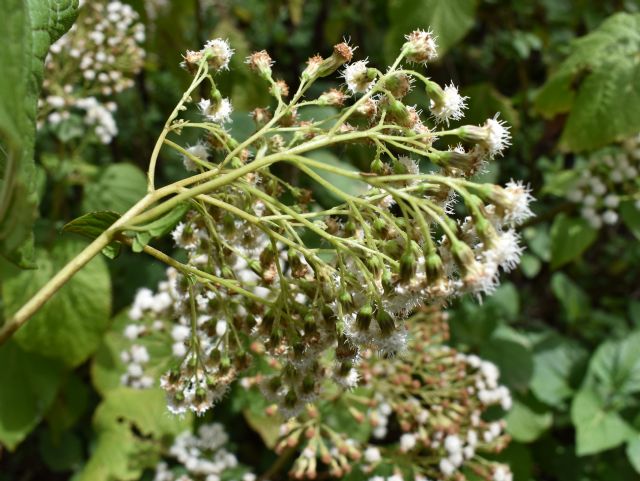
356;303;373;331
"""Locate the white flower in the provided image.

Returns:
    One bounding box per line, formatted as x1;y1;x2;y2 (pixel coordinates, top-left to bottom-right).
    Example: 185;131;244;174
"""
203;38;234;70
493;465;513;481
444;435;462;454
485;229;523;272
364;446;381;463
439;458;455;477
198;98;233;123
215;320;227;337
342;60;374;94
430;83;467;125
388;474;404;481
130;344;150;363
602;209;618;225
400;433;417;452
403;29;438;64
172;325;191;342
501;180;534;226
183;141;209;171
483;115;511;157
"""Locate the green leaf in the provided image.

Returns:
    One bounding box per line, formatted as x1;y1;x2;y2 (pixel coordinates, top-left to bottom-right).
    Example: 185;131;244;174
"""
77;388;192;481
551;273;590;323
63;210;122;259
0;0;78;267
306;150;368;207
82;163;147;214
627;435;640;474
0;341;65;450
542;169;580;197
530;333;588;406
550;213;597;268
39;428;83;472
131;202;190;252
571;388;634;456
505;395;553;443
243;408;282;449
3;238;111;367
620;200;640;241
586;330;640;397
534;13;640;151
386;0;477;62
480;325;533;392
45;372;91;437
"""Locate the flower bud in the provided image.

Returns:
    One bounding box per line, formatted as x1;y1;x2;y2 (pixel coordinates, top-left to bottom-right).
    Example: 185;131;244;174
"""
376;309;396;337
399;247;417;283
318;88;347;106
356;303;373;331
383;73;412;99
402;29;438;64
246;50;274;79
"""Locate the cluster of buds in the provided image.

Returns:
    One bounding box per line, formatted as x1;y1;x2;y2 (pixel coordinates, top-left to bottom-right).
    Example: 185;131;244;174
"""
264;309;513;481
39;0;145;143
565;133;640;229
153;423;255;481
118;30;533;428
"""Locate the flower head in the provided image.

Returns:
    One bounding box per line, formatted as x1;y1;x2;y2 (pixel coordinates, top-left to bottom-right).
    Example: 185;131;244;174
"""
198;98;233;124
429;83;467;125
403;29;438;64
202;38;234;71
342;60;375;94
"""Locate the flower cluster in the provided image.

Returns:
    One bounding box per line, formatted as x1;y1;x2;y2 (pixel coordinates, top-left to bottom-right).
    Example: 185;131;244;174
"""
39;0;145;143
117;31;533;425
565;133;640;228
269;308;513;481
153;423;255;481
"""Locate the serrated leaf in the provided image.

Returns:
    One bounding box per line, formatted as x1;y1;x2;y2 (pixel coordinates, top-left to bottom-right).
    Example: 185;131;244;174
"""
571;388;634;456
385;0;477;62
0;0;78;267
78;388;192;481
131;202;190;252
82;163;147;215
64;210;122;258
2;238;111;367
530;333;588;406
0;341;65;451
550;213;597;268
586;330;640;397
534;13;640;151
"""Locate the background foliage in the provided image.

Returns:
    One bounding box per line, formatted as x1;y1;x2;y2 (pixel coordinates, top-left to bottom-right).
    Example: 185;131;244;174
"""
1;0;640;480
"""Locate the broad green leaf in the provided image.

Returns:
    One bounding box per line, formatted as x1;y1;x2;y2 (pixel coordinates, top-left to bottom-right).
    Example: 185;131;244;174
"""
571;388;634;456
39;428;83;473
0;341;65;450
550;213;597;268
386;0;477;62
530;333;588;406
64;210;122;259
45;372;91;437
586;330;640;397
627;435;640;474
620;200;640;241
542;169;580;197
480;325;533;392
3;238;111;367
519;253;541;278
506;395;553;443
534;13;640;151
131;202;190;252
78;388;192;481
550;273;590;323
0;0;78;267
243;408;282;449
82;163;147;215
